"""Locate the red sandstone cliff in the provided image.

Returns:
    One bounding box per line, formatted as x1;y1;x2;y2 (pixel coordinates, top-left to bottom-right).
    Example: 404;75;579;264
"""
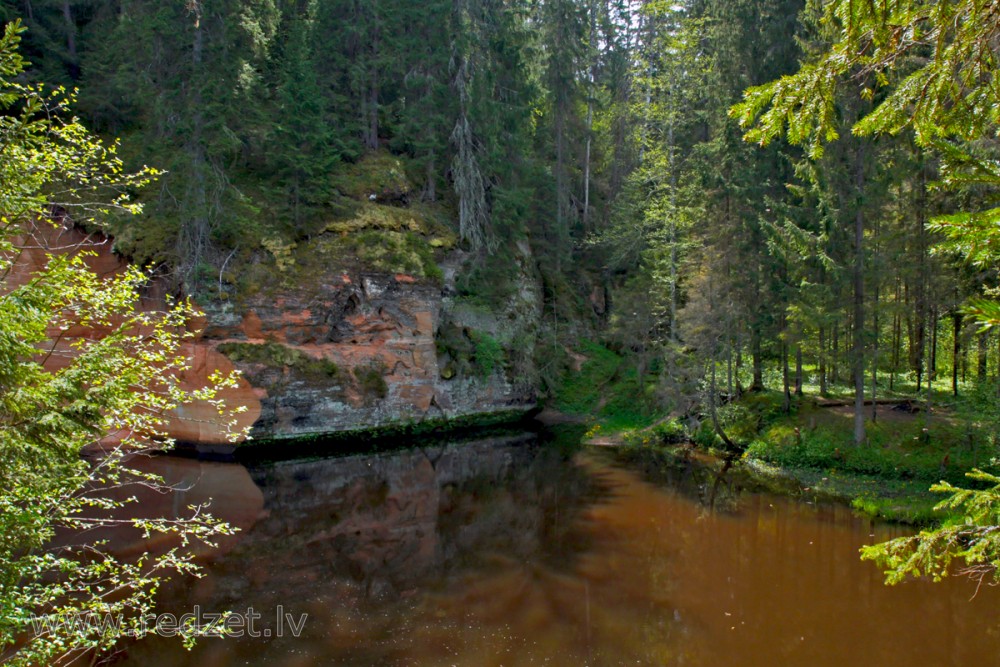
7;220;540;446
199;248;541;440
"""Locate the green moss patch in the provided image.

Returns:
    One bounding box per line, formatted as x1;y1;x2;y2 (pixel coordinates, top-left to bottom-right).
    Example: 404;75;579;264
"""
322;201;454;246
218;342;340;380
349;230;445;280
436;324;508;379
553;341;658;430
237;409;535;460
354;361;389;400
313;198;456;281
330;151;414;202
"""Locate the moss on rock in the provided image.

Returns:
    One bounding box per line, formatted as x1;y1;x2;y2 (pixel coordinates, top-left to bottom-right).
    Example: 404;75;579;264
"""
218;342;340;380
330;151;414;202
354;361;389;400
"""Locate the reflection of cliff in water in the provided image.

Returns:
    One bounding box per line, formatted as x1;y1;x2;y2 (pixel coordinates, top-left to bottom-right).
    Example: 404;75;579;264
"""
162;432;604;610
123;436;1000;667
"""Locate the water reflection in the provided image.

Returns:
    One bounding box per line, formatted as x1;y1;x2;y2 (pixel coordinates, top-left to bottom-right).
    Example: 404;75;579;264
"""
119;435;1000;667
66;454;263;562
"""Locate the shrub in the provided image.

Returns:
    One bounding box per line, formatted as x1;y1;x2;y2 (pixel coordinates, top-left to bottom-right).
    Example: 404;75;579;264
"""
471;330;504;378
651;418;687;444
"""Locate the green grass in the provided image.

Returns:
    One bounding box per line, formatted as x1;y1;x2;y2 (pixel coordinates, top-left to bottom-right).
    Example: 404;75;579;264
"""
620;418;687;447
604;373;1000;524
742;458;945;524
744;381;1000;522
470;330;504;378
554;341;621;414
744;398;996;482
553;340;659;430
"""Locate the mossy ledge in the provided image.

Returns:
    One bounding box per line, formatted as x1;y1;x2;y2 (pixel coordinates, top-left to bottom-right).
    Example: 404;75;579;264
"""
217;341;340;380
235;408;535;462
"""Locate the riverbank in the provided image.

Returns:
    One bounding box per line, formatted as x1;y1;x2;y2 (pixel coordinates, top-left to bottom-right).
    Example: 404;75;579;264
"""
615;442;945;525
555;353;999;524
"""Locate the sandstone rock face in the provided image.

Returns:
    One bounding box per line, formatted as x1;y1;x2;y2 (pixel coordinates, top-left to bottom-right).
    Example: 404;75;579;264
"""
201;261;540;441
4;221;260;446
8;220;542;444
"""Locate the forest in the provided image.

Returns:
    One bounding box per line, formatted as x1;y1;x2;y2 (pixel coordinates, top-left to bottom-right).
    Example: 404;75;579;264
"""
3;0;1000;663
5;0;996;422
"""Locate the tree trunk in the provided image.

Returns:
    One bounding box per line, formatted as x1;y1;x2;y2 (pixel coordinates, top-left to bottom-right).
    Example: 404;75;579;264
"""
736;345;745;394
914;155;929;393
853;140;866;445
871;214;880;422
751;328;764;391
582;0;596;231
727;338;734;398
554;101;568;270
978;331;988;381
710;357;739;453
367;69;379;150
962;337;969;384
891;282;901;392
62;0;79;78
819;325;827;395
795;342;803;397
423;149;437;201
952;310;962;397
364;2;380;151
183;2;209;286
930;307;939;385
831;322;839;385
782;340;791;413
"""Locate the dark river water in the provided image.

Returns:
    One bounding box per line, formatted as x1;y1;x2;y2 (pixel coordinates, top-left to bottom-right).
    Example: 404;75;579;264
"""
115;431;1000;666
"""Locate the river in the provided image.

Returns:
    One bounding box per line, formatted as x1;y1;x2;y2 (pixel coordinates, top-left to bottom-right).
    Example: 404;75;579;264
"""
116;430;1000;666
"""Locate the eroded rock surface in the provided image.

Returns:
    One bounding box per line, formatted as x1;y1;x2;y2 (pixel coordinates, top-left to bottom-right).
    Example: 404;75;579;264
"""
9;220;541;445
201;265;539;440
4;221;260;445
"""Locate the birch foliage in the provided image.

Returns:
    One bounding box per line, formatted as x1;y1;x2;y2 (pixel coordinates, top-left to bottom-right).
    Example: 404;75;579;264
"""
0;22;244;665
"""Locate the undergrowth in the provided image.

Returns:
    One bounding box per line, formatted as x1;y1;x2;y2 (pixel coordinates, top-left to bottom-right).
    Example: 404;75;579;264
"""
599;374;1000;524
553;340;659;430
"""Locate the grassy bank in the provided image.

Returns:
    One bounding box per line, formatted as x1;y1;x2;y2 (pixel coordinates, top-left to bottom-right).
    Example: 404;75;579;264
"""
621;385;999;523
551;342;1000;524
551;340;660;432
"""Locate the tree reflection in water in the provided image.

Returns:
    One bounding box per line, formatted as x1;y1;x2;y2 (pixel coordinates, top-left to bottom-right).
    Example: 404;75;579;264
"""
119;432;1000;667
